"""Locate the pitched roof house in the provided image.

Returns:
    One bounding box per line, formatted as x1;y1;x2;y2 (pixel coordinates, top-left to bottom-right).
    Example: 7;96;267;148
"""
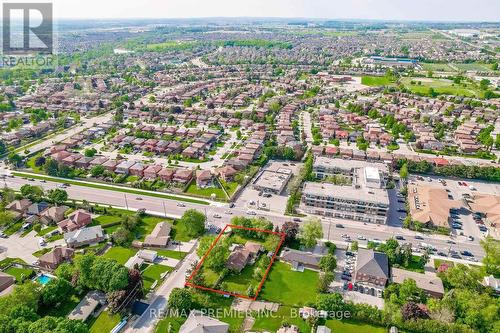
57;209;92;233
355;249;389;288
143;222;171;248
38;246;75;270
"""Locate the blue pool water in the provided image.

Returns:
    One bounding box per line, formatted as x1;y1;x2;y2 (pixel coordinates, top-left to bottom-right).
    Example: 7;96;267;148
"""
36;274;52;285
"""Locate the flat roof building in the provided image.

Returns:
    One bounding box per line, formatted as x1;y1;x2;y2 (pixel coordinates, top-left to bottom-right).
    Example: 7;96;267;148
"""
252;169;292;194
313;156;389;180
301;181;389;224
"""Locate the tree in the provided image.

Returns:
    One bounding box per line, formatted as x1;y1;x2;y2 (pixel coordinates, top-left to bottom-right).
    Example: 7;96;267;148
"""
168;288;192;315
34;156;46;167
0;210;15;227
402;301;429;321
299;218;323;249
351;241;359;251
48;188;68;205
400;163;409;181
90;165;105;177
20;184;44;201
319;254;337;272
180;209;206;238
8;153;23;167
43;159;59;176
481;236;500;277
84;148;97;157
41;278;73;307
317;272;334;293
316;293;348;313
281;221;299;243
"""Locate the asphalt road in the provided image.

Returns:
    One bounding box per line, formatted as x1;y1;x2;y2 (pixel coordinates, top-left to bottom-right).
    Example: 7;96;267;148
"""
0;175;486;260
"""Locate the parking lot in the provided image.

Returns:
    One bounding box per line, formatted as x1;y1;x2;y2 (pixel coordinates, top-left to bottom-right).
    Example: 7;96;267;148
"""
409;174;499;244
235;161;303;215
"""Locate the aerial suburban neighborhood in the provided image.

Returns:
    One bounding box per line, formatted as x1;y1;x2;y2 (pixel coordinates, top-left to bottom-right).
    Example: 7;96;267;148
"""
0;1;499;333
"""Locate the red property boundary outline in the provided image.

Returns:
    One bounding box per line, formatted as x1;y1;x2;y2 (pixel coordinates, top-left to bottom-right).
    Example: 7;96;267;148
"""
185;224;286;301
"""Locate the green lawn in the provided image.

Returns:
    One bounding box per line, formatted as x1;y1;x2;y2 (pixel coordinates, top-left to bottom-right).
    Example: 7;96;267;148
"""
401;77;481;98
400;255;425;273
224;256;266;295
221;181;239;197
0;257;26;270
434;258;455;269
135;216;168;241
26;153;45;174
93;215;122;225
32;248;51;257
142;264;173;291
155;316;187;333
12;171;209;205
37;225;57;236
361;76;394;86
4;221;23;236
170;219;194;242
252;306;310;332
5;266;35;283
325;319;386;333
421;63;456;72
259;261;319;307
102;247;138;265
452;62;496;72
155;249;187;260
185;181;227;200
89;311;121;333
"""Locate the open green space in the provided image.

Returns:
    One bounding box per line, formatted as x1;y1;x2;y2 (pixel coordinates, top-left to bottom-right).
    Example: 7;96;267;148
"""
155;249;187;260
452;62;496;72
3;221;23;236
135;216;169;241
12;171;209;205
185;181;228;200
361;76;395;86
259;261;319;307
142;264;173;291
102;246;138;265
325;319;387;333
32;248;51;257
252;306;310;332
421;63;456;72
89;311;121;333
155;316;187;333
5;266;35;283
400;77;481;98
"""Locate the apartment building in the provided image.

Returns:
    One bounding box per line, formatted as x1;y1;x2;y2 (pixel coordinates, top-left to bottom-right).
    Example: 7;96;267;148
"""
313;156;389;180
301;167;389;224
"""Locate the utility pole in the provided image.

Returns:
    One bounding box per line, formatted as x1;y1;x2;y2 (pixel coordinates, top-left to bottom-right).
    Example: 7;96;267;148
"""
162;201;167;218
124;194;128;210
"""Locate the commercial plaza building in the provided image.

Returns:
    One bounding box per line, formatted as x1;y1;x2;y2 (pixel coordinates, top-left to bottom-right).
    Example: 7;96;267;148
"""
301;167;389;224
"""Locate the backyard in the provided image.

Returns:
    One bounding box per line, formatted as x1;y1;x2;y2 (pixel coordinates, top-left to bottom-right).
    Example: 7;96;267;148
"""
259;261;319;307
142;264;173;291
102;246;138;265
89;311;121;333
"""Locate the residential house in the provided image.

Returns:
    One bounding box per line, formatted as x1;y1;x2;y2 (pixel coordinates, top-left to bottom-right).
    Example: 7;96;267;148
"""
179;310;229;333
38;246;75;270
196;170;213;188
64;226;105;248
143;222;171;248
280;248;322;271
391;268;444;298
57;209;92;233
0;272;15;295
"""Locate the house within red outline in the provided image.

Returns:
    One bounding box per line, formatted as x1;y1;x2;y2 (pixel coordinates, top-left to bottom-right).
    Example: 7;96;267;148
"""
185;224;285;300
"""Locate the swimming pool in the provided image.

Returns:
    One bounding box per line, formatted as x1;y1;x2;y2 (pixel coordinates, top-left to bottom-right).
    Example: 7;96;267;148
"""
36;274;53;285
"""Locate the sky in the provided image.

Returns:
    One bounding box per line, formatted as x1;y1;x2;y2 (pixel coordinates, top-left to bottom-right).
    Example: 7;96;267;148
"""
45;0;499;21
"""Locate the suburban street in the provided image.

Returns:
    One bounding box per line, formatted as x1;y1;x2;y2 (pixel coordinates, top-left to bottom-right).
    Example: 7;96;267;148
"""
0;174;486;260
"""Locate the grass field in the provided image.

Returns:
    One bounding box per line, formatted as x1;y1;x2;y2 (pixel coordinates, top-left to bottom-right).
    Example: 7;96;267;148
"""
12;171;209;205
32;248;51;257
259;261;319;307
170;219;195;242
5;266;35;283
361;76;395;87
4;221;23;236
325;319;386;333
155;316;187;333
89;311;121;333
251;305;311;332
142;264;173;291
452;62;496;72
135;216;168;241
37;225;57;236
102;247;138;265
155;249;187;260
421;63;456;72
401;77;480;97
185;181;227;200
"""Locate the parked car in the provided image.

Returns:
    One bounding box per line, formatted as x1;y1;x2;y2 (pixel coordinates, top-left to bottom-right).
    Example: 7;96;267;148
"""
335;224;344;228
395;235;405;240
177;202;185;207
213;214;221;219
460;251;473;257
246;210;256;215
